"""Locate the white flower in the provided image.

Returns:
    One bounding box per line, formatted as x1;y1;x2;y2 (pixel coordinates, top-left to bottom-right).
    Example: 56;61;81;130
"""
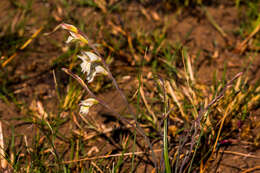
78;51;101;73
84;51;101;62
78;51;108;83
79;98;99;115
78;55;91;74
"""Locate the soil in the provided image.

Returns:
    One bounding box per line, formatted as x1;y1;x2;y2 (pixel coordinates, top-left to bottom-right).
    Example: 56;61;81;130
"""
0;0;259;172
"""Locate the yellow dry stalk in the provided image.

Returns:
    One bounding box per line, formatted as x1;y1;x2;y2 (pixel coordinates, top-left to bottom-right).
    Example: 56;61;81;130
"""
2;27;43;67
182;86;198;118
166;80;189;122
213;97;237;152
248;94;260;109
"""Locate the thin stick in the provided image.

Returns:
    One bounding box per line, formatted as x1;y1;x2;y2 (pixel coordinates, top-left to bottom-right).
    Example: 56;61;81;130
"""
235;21;260;54
140;84;157;123
220;150;260;159
91;161;104;173
62;149;162;164
52;70;61;102
0;121;7;170
241;166;260;173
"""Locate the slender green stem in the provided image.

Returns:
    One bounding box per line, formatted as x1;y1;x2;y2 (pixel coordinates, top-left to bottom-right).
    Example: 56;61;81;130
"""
164;118;171;173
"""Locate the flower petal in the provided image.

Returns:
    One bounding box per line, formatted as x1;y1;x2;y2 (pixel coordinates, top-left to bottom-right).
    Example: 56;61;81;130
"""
65;36;74;44
60;23;78;33
83;51;101;62
78;53;91;74
86;70;97;83
86;65;108;83
95;65;108;75
80;60;91;74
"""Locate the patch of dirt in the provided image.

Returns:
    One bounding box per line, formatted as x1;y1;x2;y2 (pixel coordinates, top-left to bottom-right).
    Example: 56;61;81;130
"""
0;0;259;172
210;146;260;173
165;5;248;83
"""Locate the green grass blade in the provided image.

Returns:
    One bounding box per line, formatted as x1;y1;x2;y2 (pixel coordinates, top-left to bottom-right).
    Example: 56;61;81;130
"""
164;118;171;173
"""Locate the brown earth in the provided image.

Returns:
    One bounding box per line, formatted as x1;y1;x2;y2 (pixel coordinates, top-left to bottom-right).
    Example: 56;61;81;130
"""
0;0;259;172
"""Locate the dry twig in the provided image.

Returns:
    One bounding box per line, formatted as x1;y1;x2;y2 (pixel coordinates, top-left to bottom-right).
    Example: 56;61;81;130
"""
62;149;162;164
